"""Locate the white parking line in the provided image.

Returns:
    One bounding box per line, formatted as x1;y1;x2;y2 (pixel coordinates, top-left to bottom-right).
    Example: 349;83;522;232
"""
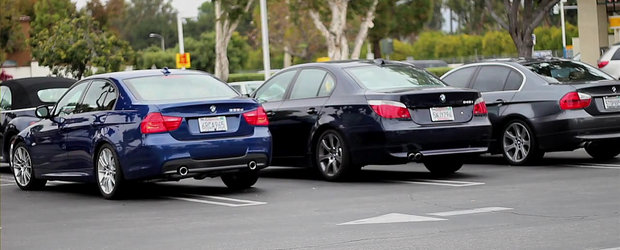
168;194;267;207
339;213;446;225
427;207;513;217
598;247;620;250
568;164;620;170
395;179;485;187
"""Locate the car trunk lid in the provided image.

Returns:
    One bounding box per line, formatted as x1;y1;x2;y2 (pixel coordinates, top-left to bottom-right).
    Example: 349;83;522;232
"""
567;80;620;115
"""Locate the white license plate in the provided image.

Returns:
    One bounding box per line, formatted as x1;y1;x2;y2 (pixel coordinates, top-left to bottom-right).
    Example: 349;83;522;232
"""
430;107;455;122
603;96;620;110
198;116;228;133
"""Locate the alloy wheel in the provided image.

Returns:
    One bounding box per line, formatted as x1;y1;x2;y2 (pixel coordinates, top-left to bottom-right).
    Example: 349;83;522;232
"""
503;122;532;163
12;147;32;186
317;133;344;177
97;148;117;195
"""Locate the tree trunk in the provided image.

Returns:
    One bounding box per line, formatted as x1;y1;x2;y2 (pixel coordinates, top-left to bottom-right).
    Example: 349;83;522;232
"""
350;0;378;59
371;37;382;59
214;0;253;81
309;0;349;60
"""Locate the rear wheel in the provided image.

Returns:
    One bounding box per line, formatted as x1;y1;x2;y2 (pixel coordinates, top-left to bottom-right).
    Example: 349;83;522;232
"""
221;171;259;190
314;130;357;181
423;157;463;177
11;142;46;190
96;145;125;199
501;120;544;165
585;141;620;160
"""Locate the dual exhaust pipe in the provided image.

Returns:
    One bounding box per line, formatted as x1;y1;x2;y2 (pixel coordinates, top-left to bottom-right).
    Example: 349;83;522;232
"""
176;160;258;176
407;152;423;162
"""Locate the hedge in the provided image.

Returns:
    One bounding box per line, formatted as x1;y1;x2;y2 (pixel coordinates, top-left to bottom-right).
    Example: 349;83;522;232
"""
227;73;264;82
426;67;452;77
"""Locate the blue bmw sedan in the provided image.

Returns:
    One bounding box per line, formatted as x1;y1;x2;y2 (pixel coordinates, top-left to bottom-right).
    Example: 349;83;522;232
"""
10;69;272;199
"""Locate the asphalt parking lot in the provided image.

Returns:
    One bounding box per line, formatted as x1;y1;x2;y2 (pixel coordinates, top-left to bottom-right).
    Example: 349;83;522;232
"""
1;149;619;250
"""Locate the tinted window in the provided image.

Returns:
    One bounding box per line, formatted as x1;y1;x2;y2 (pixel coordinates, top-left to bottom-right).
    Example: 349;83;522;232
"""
124;74;238;101
472;66;511;92
246;82;261;94
0;86;11;110
346;65;445;90
255;70;296;103
53;82;89;116
78;80;117;113
318;74;335;97
504;70;523;91
37;88;68;103
612;48;620;60
525;61;613;83
230;85;242;92
290;69;328;99
442;67;477;88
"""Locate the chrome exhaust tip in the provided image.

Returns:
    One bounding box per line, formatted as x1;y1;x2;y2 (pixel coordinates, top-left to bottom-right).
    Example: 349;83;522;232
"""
407;152;423;162
248;161;257;170
178;166;189;176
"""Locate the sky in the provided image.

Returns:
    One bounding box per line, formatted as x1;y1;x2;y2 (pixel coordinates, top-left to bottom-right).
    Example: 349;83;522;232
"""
73;0;206;18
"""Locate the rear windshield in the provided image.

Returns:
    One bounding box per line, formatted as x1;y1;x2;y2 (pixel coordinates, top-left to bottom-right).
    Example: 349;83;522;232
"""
124;74;238;101
37;88;68;103
345;65;445;90
524;61;613;83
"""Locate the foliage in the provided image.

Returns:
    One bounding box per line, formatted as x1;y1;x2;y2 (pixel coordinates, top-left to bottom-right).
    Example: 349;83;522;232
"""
31;13;134;79
184;1;215;40
228;73;264;82
426;67;453;77
0;0;24;63
118;0;178;51
31;0;76;36
533;23;579;51
481;30;516;57
411;31;443;59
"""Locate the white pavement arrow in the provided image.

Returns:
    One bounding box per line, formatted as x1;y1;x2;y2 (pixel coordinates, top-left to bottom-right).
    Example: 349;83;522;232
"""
338;213;446;225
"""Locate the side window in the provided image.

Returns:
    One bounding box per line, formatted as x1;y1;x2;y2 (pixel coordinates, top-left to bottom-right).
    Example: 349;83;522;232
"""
53;82;89;116
78;80;117;113
290;69;328;99
472;66;511;92
0;86;11;110
254;70;297;103
318;74;335;97
612;48;620;60
230;85;242;93
442;67;477;88
504;70;523;91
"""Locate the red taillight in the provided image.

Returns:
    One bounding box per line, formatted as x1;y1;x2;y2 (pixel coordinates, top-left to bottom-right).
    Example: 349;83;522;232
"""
243;106;269;126
560;92;591;110
473;97;488;115
140;112;182;134
598;61;609;68
368;100;411;119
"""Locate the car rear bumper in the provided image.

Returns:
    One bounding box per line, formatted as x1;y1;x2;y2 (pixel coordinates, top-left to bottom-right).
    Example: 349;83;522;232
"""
348;119;492;165
119;128;272;180
533;109;620;151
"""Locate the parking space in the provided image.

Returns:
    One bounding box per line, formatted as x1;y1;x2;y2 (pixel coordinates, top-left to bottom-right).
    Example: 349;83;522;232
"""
1;149;619;249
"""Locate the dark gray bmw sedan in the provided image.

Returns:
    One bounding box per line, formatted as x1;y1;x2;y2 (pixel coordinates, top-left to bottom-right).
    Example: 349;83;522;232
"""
441;58;620;165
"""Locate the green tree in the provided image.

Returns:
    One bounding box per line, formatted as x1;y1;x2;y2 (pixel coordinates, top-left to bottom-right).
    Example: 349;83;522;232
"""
32;13;134;79
31;0;76;36
184;1;215;40
412;31;443;59
214;0;255;81
0;0;24;64
120;0;178;51
481;30;516;57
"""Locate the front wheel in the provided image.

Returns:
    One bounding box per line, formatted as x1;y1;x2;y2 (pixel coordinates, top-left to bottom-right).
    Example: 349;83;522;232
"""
585;141;620;160
314;130;357;181
423;157;463;177
501;120;544;165
96;145;125;199
11;142;46;190
221;171;259;190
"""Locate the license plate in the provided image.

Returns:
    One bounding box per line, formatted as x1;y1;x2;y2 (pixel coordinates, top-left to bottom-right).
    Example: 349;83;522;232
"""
430;107;455;122
198;116;228;133
603;96;620;110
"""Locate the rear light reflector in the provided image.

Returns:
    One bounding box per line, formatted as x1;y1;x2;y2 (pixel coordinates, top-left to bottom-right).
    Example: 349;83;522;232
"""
598;61;609;68
473;97;488;115
243;106;269;126
368;100;411;119
140;112;182;134
560;92;591;110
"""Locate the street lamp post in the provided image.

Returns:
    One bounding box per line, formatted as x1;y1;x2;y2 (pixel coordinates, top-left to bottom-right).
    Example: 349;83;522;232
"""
149;33;165;51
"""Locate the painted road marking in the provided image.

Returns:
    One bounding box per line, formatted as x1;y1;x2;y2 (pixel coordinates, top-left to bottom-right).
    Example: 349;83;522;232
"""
427;207;513;217
568;164;620;170
598;247;620;250
395;179;485;187
168;194;267;207
339;213;446;225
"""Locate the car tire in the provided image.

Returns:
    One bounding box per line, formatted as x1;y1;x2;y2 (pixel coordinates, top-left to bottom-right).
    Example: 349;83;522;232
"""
423;157;463;177
585;141;620;160
221;171;259;190
96;144;125;200
313;130;357;181
11;142;47;190
501;120;544;165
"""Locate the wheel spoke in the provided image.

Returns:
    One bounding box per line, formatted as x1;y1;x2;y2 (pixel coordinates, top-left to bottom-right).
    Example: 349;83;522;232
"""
318;155;330;162
321;140;330;151
512;149;520;161
329;135;335;148
504;143;516;152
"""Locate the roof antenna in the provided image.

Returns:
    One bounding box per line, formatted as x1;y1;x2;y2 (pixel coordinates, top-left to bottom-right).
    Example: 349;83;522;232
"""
161;67;171;76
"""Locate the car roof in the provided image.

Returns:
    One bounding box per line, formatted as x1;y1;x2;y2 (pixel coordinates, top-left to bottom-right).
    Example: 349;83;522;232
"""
1;77;76;109
84;69;213;81
282;59;422;71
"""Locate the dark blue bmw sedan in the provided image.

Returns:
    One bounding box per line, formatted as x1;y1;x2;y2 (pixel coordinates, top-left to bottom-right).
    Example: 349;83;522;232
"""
10;69;272;199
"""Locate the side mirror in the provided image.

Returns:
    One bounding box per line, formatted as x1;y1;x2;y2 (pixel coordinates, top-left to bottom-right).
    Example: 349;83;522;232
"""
35;105;51;119
244;93;251;97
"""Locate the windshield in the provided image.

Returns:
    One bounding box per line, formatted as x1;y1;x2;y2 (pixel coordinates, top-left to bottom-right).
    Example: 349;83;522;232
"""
345;64;445;90
124;74;239;101
525;61;613;83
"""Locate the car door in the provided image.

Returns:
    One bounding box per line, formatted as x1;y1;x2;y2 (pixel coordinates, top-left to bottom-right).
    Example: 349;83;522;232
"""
0;85;11;159
62;79;117;175
29;81;89;173
276;68;334;157
470;65;518;125
253;70;298;158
